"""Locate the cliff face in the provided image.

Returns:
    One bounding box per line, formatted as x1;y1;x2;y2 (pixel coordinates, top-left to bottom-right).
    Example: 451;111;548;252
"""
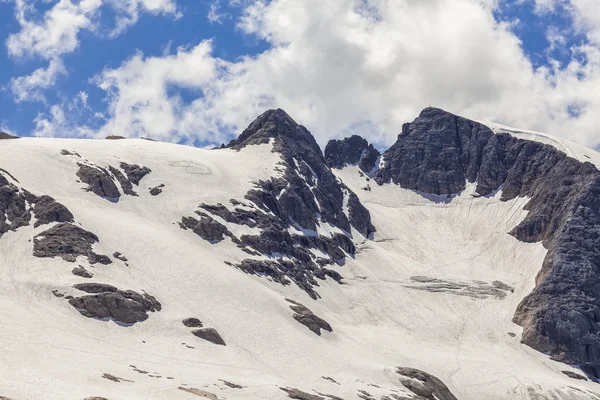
329;107;600;378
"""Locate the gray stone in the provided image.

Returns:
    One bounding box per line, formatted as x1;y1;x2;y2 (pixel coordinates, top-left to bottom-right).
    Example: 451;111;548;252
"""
69;284;161;324
77;163;120;199
192;328;226;346
108;166;137;196
280;388;324;400
120;162;151;186
325;135;380;173
32;195;74;227
562;370;588;381
396;367;457;400
72;265;93;278
33;223;110;264
286;299;332;335
182;318;203;328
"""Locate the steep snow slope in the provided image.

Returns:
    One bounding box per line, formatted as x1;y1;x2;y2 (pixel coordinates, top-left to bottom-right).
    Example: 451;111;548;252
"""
0;110;599;400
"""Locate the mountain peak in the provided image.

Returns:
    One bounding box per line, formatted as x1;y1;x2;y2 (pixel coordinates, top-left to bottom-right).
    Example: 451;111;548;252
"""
225;108;316;150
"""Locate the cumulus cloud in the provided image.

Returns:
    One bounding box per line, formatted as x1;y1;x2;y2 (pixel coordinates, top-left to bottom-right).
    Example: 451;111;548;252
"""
6;0;179;102
32;0;600;149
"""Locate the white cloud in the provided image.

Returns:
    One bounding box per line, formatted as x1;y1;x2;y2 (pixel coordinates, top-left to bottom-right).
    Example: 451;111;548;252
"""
33;0;600;150
11;57;66;102
6;0;179;102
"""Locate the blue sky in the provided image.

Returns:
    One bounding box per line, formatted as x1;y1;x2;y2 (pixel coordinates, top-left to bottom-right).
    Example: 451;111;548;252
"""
1;0;600;149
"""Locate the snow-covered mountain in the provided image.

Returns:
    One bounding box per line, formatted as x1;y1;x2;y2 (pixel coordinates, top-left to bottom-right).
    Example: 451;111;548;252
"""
1;108;600;400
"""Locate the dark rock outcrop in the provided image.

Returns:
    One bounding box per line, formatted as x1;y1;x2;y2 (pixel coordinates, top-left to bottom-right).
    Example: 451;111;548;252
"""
373;107;600;379
286;299;332;335
182;318;203;328
186;109;375;299
77;163;121;199
120;163;151;186
396;367;457;400
32;195;74;227
192;327;226;346
112;252;128;262
180;214;236;243
33;223;110;264
562;370;588;381
72;265;94;278
280;388;324;400
325;135;380;173
149;184;164;196
0;176;31;237
0;132;18;139
108;166;137;196
69;284;161;324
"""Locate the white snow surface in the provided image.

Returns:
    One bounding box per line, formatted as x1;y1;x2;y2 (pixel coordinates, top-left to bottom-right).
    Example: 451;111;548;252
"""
0;136;598;400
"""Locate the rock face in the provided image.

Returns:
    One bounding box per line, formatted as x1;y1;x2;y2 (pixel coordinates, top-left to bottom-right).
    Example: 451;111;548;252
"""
365;107;600;378
77;164;121;199
325;135;380;173
32;195;74;227
0;173;31;237
192;327;226;346
182;318;203;328
184;109;375;299
396;367;457;400
69;283;161;324
33;223;111;264
120;162;151;186
286;299;333;335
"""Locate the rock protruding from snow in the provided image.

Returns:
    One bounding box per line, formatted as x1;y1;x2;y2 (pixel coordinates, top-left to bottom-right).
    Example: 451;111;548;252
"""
225;108;375;237
72;265;94;278
77;163;121;199
192;327;226;346
397;367;457;400
32;195;74;227
286;299;332;335
69;283;161;324
325;135;380;173
33;223;111;264
375;107;600;379
182;318;203;328
120;162;151;186
0;175;31;236
184;109;375;298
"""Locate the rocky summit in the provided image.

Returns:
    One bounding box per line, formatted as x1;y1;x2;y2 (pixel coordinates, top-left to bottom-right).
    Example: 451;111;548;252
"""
0;108;600;399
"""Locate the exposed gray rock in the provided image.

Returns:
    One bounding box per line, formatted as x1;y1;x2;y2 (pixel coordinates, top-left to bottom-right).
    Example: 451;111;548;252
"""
32;195;74;227
0;178;31;237
69;284;161;324
84;397;108;400
33;223;110;264
325;135;380;173
149;184;164;196
179;110;374;299
406;276;514;299
60;149;80;157
72;265;93;278
219;380;243;389
77;163;121;199
0;132;18;139
120;162;151;186
177;387;219;399
562;370;588;381
396;367;457;400
101;373;132;383
180;214;235;243
286;299;332;335
182;318;203;328
105;135;125;140
112;252;128;262
372;107;600;378
108;166;137;196
280;388;324;400
192;328;226;346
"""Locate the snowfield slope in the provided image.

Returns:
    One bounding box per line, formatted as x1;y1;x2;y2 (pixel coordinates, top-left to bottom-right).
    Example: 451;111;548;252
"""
0;109;599;400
